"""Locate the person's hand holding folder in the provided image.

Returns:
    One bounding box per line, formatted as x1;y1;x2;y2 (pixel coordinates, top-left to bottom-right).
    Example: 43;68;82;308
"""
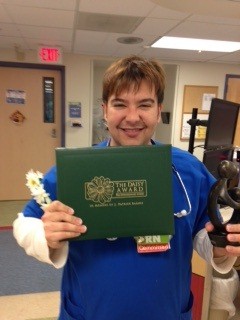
41;200;87;249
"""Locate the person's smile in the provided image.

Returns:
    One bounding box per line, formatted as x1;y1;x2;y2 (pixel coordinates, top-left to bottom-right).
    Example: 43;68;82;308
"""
119;126;145;138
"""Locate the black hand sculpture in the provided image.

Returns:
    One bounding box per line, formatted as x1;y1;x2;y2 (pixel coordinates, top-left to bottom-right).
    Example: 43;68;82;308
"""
207;160;240;247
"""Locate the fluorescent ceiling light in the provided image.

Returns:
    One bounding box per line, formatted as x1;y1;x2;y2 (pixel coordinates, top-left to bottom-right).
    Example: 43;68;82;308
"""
151;36;240;52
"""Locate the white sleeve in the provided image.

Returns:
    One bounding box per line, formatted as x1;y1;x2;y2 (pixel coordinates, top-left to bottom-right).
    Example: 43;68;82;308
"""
193;228;237;274
13;212;68;269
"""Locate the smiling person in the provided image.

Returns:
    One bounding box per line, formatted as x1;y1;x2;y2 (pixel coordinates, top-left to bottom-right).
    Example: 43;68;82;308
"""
101;58;163;147
13;55;240;320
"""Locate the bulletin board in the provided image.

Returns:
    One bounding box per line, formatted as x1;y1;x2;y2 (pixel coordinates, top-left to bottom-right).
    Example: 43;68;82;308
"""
181;85;218;140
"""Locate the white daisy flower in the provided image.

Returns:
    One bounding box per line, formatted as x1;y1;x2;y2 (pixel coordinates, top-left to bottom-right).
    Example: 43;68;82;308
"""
26;170;52;209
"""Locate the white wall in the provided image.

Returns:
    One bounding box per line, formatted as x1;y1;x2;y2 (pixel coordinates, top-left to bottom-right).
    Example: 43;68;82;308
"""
63;54;92;147
92;64;112;145
0;48;239;157
155;64;179;145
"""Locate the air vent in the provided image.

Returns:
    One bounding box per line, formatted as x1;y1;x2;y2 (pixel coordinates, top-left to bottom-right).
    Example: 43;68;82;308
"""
77;12;144;34
117;37;143;44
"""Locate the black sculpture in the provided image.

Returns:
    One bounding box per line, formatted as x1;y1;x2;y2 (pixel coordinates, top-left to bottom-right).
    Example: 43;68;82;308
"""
207;160;240;247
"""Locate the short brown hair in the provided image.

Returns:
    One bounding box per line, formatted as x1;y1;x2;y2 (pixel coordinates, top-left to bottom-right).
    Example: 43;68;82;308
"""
102;55;165;104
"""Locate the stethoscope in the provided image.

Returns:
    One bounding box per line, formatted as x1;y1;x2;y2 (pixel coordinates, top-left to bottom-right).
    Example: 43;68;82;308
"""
172;164;192;218
106;139;192;218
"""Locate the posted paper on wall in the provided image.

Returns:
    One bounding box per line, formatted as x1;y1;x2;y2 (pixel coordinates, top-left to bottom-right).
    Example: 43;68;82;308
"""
202;93;216;111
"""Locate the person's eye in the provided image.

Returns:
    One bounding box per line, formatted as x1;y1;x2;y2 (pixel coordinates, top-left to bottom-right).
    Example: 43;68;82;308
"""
113;104;126;109
139;104;152;109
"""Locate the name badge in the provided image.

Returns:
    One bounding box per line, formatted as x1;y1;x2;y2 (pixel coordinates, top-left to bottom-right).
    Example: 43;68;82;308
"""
134;235;172;254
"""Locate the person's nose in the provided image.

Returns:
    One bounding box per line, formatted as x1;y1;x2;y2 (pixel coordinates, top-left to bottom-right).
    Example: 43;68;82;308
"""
125;106;141;123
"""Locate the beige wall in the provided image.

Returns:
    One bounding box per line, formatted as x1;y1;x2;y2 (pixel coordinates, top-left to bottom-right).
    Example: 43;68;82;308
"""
63;54;92;148
1;48;239;159
172;61;240;160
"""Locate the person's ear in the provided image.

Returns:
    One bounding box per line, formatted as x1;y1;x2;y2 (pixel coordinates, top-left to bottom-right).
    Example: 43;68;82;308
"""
102;103;107;121
157;104;163;123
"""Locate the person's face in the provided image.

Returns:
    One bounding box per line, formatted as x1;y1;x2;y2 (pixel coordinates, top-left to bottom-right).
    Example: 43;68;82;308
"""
102;80;162;146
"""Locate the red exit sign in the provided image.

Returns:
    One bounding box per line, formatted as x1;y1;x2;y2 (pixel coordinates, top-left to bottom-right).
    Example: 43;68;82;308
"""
38;46;62;64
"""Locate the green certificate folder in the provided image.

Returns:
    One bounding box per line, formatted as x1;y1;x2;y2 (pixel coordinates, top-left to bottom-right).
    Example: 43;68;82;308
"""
56;144;174;240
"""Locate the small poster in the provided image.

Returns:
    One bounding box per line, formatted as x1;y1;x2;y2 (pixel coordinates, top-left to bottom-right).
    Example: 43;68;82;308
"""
181;113;192;139
202;93;216;111
6;89;26;104
69;102;81;118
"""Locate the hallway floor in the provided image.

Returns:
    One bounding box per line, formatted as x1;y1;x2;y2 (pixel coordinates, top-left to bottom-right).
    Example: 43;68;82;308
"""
0;292;59;320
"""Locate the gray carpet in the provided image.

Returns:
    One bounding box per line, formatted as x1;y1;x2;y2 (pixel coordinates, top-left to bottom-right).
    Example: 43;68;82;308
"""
0;230;62;296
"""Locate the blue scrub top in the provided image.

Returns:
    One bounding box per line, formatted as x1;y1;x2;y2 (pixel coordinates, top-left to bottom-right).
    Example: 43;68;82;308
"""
23;141;215;320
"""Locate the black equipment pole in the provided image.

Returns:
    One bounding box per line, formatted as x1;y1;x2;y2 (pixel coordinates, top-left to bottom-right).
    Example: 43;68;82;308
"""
188;108;198;154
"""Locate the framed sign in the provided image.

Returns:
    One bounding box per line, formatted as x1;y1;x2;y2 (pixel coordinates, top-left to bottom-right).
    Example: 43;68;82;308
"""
6;89;26;104
69;102;81;118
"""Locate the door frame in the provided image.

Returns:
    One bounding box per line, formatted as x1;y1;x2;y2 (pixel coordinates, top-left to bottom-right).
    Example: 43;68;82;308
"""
0;61;65;146
224;73;240;99
224;73;240;147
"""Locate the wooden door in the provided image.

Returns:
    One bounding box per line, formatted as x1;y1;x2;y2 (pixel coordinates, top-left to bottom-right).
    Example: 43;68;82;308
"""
0;67;62;200
224;75;240;147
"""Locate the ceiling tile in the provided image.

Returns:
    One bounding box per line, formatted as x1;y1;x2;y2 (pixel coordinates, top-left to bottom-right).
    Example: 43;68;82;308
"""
167;21;240;42
0;22;21;36
133;18;183;37
18;25;72;42
111;45;145;57
151;0;240;19
1;0;76;10
25;37;71;52
79;0;156;17
189;14;240;26
74;30;108;47
141;47;230;62
213;50;240;63
76;12;144;34
74;30;111;54
5;5;74;28
0;4;12;22
148;5;191;19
